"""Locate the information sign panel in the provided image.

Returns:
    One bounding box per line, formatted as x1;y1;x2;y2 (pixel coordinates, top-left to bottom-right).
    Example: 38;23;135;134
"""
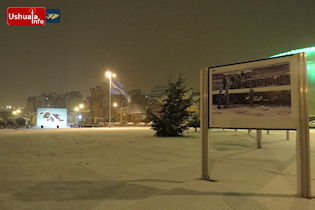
209;54;302;129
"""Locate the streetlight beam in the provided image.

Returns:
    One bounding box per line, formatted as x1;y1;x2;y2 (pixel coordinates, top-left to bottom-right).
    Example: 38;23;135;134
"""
106;70;116;128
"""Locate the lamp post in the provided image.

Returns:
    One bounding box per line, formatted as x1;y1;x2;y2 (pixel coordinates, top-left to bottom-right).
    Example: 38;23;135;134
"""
74;107;79;127
74;103;84;127
12;109;23;128
106;71;116;128
120;100;129;125
112;102;118;124
12;109;21;116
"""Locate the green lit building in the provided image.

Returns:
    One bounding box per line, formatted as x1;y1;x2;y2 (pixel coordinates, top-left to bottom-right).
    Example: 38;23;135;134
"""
271;47;315;116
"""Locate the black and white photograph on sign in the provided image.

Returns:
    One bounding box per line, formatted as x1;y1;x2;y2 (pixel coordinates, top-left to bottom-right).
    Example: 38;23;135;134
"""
212;90;291;117
209;58;297;129
212;62;290;91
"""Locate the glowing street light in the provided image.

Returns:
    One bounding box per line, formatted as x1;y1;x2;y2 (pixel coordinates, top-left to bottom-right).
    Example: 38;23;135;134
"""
12;109;22;115
74;104;85;127
113;102;118;108
106;71;117;128
120;100;129;125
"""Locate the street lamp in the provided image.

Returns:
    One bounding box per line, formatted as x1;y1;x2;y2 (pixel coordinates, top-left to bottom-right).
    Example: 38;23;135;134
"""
74;107;79;127
120;100;130;125
74;105;84;127
106;71;116;128
12;109;21;115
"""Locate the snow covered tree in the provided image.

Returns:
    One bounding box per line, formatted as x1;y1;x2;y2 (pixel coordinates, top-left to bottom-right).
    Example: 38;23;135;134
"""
151;76;192;137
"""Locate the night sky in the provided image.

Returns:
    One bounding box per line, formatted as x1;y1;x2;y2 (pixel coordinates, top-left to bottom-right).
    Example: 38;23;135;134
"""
1;0;315;107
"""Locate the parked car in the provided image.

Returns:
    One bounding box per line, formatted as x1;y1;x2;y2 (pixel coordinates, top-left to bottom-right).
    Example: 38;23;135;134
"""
126;122;135;126
309;120;315;128
146;121;153;126
137;122;146;127
0;120;4;129
113;122;121;126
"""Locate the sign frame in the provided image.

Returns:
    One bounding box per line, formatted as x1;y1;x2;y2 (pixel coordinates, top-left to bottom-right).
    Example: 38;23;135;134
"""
37;108;67;128
200;53;311;198
209;54;299;130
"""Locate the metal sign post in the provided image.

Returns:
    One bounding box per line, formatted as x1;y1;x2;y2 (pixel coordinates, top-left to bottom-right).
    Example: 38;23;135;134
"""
256;130;262;148
296;53;311;198
200;53;311;198
201;67;210;180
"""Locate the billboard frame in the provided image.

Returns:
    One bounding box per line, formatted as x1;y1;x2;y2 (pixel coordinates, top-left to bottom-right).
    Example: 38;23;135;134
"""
200;53;311;198
37;108;68;128
209;55;295;129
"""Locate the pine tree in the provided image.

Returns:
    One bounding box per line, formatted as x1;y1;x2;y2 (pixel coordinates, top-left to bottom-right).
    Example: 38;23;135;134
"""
151;76;192;137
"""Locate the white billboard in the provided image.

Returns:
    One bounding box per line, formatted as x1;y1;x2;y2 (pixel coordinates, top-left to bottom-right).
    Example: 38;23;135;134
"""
37;108;67;128
209;54;303;129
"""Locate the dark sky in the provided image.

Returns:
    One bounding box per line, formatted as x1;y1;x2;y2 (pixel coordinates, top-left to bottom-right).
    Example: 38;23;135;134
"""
1;0;315;107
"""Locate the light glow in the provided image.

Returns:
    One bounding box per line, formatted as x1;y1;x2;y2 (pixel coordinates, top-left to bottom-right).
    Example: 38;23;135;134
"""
271;46;315;76
106;71;112;78
270;46;315;58
106;71;117;78
271;46;315;115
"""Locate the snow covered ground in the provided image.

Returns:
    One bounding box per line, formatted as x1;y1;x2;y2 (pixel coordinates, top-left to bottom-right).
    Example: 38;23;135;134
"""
0;127;314;209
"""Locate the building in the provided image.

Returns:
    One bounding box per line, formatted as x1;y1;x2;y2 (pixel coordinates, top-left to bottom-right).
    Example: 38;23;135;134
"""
85;83;127;124
113;103;148;124
146;85;168;100
128;89;147;106
146;98;163;119
187;98;200;118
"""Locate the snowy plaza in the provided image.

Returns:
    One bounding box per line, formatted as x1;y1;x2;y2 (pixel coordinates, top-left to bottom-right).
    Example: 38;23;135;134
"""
0;127;315;209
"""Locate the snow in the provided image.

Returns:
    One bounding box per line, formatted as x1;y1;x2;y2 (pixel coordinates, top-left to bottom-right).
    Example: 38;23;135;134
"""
212;105;291;117
0;127;315;209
